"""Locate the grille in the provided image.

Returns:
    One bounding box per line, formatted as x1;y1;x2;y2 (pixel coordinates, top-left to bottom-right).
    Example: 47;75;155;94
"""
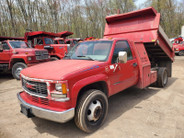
25;93;49;105
22;78;48;97
35;50;49;60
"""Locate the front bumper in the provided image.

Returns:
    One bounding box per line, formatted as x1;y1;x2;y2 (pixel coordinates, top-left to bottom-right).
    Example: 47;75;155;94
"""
17;92;74;123
174;51;179;54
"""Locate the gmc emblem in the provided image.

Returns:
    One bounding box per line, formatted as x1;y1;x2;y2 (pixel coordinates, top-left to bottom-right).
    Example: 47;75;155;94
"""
26;82;36;90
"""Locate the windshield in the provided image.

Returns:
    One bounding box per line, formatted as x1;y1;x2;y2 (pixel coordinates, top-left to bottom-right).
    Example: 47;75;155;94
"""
44;38;54;44
9;41;29;49
65;41;112;61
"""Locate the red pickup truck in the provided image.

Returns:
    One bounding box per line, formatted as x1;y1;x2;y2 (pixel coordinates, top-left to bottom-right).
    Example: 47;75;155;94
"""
0;37;49;80
17;7;174;133
24;31;68;60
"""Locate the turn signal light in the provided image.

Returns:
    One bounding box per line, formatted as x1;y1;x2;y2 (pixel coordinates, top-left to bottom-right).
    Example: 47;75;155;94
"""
62;83;67;94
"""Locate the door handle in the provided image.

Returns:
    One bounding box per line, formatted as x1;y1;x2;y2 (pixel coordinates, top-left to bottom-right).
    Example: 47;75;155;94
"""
133;62;137;67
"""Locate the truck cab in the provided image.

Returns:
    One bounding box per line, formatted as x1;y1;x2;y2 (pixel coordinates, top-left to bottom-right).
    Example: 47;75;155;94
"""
17;7;174;133
0;39;49;79
24;31;68;60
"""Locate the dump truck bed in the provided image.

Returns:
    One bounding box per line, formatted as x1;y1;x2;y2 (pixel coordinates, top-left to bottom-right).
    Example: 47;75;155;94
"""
104;7;174;61
0;36;24;41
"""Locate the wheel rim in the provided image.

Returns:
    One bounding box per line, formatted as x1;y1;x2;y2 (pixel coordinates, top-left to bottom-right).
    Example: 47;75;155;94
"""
179;51;184;56
15;67;23;78
163;71;167;85
87;100;102;122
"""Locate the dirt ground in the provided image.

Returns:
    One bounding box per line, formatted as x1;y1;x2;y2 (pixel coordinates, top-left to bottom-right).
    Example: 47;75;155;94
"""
0;56;184;138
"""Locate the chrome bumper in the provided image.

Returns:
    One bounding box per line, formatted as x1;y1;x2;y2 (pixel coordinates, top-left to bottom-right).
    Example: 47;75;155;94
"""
17;92;75;123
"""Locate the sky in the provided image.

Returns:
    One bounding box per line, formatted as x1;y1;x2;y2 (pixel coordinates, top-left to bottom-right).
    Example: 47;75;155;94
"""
135;0;147;7
135;0;183;7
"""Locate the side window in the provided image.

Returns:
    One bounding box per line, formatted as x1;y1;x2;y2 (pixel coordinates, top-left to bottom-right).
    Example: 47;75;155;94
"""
66;41;71;44
112;41;133;64
2;42;10;50
0;42;3;51
37;38;43;45
54;40;58;44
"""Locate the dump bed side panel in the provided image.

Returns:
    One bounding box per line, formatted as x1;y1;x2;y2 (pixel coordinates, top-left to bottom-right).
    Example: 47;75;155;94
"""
132;42;155;88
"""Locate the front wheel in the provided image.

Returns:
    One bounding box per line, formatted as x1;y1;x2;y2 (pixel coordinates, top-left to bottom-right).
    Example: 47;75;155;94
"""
50;57;60;61
178;51;184;56
75;89;108;133
12;62;27;80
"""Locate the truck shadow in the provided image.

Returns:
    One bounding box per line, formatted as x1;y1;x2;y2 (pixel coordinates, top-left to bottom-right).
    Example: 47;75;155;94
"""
31;77;177;137
0;72;14;83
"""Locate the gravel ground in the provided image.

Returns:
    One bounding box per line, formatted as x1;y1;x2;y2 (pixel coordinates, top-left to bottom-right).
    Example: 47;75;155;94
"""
0;56;184;138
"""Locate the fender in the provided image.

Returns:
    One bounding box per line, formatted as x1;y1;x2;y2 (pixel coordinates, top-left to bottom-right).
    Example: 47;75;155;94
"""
9;54;32;68
71;73;110;107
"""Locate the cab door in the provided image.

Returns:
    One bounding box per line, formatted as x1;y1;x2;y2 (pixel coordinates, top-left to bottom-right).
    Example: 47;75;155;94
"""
34;38;44;49
109;40;139;94
0;42;12;63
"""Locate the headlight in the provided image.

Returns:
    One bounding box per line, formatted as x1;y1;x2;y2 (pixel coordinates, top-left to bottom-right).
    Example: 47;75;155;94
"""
176;48;179;51
28;57;32;61
55;83;62;92
55;83;67;94
52;83;68;99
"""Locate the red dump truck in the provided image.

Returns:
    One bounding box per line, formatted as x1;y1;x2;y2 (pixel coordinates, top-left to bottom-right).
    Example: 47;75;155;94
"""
17;7;174;133
54;31;80;49
172;37;184;56
0;36;49;79
24;31;68;60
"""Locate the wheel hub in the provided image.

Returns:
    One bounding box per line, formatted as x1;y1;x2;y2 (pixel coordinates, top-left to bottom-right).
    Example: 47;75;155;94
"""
15;67;23;77
87;100;102;122
163;71;167;85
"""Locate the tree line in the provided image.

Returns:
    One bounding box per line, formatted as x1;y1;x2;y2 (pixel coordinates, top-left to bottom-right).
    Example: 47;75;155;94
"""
0;0;184;38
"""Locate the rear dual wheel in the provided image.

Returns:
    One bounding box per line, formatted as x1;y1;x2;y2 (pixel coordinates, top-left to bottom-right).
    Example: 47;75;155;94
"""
156;67;168;87
75;89;108;133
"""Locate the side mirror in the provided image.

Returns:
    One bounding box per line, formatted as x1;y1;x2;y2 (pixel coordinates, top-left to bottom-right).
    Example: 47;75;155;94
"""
118;51;127;63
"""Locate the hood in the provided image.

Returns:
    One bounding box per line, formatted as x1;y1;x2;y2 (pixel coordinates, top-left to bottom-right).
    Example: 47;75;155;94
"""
173;44;183;49
21;60;105;80
14;48;46;53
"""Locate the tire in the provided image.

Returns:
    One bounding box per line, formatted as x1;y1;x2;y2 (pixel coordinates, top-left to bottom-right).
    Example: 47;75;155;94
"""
178;51;184;56
156;67;168;87
75;89;108;133
50;57;59;61
12;62;27;80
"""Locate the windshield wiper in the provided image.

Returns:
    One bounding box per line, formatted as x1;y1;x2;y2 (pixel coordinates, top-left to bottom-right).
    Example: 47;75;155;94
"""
63;55;71;59
77;55;94;61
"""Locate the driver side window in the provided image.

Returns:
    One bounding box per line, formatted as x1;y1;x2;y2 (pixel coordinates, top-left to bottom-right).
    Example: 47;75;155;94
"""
2;42;10;50
37;38;43;45
112;41;133;64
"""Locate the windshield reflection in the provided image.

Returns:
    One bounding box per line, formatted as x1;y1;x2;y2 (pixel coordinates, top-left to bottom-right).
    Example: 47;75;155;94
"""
65;41;112;61
9;41;29;49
